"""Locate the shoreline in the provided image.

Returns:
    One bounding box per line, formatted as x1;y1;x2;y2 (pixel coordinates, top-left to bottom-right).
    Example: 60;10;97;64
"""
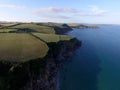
0;23;81;90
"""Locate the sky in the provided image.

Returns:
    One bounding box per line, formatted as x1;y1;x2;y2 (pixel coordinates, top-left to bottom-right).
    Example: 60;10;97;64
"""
0;0;120;24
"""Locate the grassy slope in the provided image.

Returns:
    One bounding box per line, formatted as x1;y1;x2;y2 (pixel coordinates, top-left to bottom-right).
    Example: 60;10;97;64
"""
0;29;17;33
0;23;74;62
0;23;77;90
10;23;55;34
0;33;49;62
37;23;65;28
0;23;16;27
32;33;73;43
68;23;80;27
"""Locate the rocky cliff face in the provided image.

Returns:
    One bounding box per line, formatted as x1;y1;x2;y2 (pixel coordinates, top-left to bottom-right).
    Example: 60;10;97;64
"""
0;38;81;90
22;38;81;90
53;24;72;34
22;58;58;90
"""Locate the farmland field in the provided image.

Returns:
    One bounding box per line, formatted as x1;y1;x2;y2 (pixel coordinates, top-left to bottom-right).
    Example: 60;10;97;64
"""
0;33;49;62
0;23;74;62
0;23;16;27
59;35;74;41
0;29;17;33
38;23;66;28
10;23;55;34
32;33;74;43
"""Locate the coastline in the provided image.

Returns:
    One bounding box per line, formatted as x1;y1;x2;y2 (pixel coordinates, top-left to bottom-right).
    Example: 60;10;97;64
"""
68;24;99;29
0;23;81;90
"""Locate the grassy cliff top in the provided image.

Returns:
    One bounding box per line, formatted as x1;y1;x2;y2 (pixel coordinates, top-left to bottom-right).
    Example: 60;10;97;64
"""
0;33;49;62
9;23;55;34
0;23;72;34
0;23;75;62
32;33;74;43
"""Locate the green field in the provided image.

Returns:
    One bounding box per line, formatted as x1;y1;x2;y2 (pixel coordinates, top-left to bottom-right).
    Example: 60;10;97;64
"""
10;23;55;34
0;23;74;62
38;23;66;28
0;29;17;33
0;23;16;27
32;33;74;43
0;33;49;62
0;23;76;89
59;35;74;41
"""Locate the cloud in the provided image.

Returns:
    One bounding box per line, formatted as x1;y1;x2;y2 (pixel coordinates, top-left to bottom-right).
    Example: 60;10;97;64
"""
76;5;109;17
89;5;109;16
31;7;77;20
40;14;70;19
31;6;109;20
32;7;78;14
33;12;70;19
0;4;25;9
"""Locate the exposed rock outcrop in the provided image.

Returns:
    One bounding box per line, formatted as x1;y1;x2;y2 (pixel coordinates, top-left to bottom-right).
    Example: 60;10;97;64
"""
23;38;81;90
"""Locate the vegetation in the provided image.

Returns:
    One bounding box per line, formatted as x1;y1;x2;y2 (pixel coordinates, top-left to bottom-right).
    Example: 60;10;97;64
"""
0;23;16;27
37;22;68;28
0;33;49;62
0;23;75;62
0;23;74;62
0;58;46;90
36;23;72;34
32;33;73;43
68;23;99;29
0;22;79;90
10;23;55;34
0;29;17;33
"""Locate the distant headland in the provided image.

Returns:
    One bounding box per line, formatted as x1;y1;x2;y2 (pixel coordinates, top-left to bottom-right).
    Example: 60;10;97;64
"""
68;23;99;29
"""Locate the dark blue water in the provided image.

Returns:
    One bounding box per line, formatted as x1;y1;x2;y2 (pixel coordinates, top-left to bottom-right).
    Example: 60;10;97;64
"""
60;25;120;90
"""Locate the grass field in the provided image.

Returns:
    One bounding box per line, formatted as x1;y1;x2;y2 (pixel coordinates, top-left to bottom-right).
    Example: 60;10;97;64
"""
32;33;74;43
10;23;55;34
0;29;17;33
68;23;80;27
59;35;74;41
0;33;49;62
0;23;74;62
0;23;16;27
38;23;65;28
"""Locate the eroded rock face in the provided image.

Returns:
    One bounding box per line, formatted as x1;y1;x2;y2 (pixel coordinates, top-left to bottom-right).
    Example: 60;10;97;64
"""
23;58;58;90
0;37;81;90
22;39;81;90
0;23;81;90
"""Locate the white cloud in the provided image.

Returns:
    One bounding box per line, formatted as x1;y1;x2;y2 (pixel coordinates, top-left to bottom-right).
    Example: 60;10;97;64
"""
0;4;25;9
31;7;77;20
39;14;70;19
32;7;78;14
30;6;109;21
89;5;109;16
76;5;109;17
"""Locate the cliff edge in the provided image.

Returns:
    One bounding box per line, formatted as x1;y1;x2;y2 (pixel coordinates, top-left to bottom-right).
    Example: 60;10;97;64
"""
0;23;81;90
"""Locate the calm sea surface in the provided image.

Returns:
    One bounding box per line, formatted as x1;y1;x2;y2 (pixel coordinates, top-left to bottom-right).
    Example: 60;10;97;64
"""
60;25;120;90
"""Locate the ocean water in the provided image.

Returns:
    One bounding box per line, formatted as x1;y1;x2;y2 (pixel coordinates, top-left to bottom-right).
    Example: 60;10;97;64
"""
60;25;120;90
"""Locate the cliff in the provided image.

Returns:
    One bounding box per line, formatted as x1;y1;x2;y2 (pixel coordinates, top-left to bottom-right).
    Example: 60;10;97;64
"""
0;22;81;90
0;38;81;90
53;24;72;34
36;23;73;34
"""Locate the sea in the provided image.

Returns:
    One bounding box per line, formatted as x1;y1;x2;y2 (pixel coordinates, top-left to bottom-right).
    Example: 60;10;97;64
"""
60;25;120;90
